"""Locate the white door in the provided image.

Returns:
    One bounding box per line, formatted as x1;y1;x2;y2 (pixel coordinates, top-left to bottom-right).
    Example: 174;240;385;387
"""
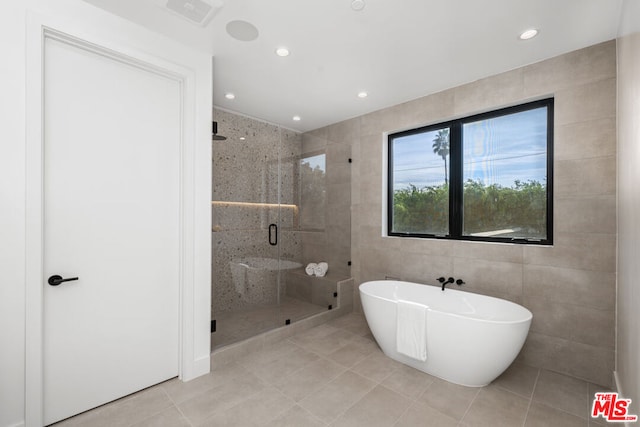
43;35;181;425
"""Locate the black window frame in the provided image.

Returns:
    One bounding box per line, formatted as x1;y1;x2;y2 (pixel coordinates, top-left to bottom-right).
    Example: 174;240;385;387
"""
387;98;554;245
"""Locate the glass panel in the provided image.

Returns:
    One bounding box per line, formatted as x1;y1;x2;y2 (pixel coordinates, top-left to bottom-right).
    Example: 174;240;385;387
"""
211;112;283;349
391;128;450;235
282;139;350;323
462;107;548;239
278;128;319;325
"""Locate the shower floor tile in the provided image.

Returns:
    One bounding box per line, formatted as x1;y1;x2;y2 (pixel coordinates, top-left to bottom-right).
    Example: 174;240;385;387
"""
211;296;328;350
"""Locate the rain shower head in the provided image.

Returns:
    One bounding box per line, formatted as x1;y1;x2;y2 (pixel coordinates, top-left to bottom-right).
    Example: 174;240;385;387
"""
212;121;227;140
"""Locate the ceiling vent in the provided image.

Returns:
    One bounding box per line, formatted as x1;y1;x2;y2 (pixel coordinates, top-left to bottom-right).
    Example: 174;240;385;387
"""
161;0;224;27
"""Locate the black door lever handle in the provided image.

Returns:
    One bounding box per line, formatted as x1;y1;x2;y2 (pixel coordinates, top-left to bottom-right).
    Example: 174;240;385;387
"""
48;275;79;286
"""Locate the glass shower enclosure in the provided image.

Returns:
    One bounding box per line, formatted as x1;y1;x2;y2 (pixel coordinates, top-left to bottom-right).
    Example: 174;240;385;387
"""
211;109;349;349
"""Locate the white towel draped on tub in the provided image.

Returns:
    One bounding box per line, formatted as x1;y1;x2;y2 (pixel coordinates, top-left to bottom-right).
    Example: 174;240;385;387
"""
396;300;428;361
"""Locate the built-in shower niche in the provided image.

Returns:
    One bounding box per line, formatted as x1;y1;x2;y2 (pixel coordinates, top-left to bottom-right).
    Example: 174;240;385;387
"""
211;108;351;350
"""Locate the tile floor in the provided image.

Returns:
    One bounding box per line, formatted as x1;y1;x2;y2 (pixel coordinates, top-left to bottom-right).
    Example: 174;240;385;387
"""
55;312;614;427
212;296;329;350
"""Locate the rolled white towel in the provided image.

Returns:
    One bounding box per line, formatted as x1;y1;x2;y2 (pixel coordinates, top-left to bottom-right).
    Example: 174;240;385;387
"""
305;263;317;276
317;262;328;274
313;262;328;277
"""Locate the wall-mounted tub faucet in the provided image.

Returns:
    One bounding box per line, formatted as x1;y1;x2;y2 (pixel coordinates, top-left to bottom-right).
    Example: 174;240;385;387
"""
437;277;465;291
437;276;455;291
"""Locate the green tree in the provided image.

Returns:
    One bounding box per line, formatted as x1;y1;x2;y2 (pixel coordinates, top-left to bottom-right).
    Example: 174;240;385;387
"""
432;129;450;184
299;159;326;229
392;184;448;234
393;179;547;239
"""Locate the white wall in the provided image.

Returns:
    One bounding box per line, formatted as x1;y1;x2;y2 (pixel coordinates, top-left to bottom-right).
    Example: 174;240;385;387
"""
616;1;640;414
0;2;27;425
0;1;211;425
619;0;640;37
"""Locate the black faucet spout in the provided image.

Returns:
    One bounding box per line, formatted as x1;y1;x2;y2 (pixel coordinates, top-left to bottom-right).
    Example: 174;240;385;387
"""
441;277;455;291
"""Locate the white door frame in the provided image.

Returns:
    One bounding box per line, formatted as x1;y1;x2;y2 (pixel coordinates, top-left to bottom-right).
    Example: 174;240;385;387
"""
25;13;209;427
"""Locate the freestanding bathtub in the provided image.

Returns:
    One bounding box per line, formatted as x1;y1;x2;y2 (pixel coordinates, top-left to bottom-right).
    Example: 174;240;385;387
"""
360;280;532;387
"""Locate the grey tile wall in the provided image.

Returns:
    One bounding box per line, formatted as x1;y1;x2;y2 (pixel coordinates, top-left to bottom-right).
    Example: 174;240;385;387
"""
340;40;617;387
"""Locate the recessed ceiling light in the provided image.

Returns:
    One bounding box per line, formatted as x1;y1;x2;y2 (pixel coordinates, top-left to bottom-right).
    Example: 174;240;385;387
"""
225;93;235;100
275;47;290;57
292;115;301;121
239;137;246;141
357;91;368;98
519;29;538;40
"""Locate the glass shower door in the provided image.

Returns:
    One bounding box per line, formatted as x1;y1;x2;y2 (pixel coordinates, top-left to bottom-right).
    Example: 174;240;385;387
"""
211;113;286;349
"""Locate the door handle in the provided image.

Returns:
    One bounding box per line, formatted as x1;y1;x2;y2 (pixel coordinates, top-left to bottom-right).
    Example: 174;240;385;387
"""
48;275;79;286
268;223;278;246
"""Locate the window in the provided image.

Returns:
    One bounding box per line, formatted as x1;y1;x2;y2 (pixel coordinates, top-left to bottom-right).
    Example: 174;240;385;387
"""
300;153;326;230
388;98;553;244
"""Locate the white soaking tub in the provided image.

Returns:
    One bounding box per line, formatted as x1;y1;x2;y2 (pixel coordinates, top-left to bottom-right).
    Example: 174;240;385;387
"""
360;280;532;387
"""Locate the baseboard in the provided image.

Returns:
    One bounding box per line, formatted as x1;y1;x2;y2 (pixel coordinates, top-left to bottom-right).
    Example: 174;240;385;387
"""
612;371;636;427
182;355;210;382
614;370;622;394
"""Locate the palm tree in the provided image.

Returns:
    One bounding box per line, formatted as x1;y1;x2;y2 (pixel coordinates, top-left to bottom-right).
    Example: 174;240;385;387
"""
432;129;450;184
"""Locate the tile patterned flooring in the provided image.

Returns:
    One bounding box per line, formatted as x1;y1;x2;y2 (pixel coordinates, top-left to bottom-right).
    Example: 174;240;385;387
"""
55;312;613;427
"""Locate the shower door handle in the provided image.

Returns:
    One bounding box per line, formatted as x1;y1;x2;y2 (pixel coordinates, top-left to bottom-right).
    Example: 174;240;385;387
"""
268;223;278;246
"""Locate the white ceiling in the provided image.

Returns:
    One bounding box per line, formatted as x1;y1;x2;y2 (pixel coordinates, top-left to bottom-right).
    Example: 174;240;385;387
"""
83;0;629;132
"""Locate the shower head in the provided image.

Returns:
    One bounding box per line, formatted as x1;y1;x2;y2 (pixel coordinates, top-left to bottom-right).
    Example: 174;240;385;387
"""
212;121;227;141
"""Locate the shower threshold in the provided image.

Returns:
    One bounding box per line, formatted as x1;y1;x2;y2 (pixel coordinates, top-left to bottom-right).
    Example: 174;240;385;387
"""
211;296;328;350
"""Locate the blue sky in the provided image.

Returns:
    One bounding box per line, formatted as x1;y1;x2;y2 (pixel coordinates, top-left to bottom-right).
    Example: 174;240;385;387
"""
392;107;547;189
